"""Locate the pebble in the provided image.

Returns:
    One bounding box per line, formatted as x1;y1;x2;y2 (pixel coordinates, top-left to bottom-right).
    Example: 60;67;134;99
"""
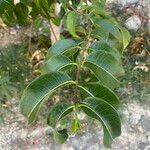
125;15;142;31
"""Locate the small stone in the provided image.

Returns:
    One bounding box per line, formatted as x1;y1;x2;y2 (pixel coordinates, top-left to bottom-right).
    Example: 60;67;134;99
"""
138;126;144;133
89;144;100;150
28;127;44;138
77;112;86;120
141;117;150;132
10;28;17;35
125;15;141;31
61;144;75;150
106;0;118;4
145;145;150;150
20;129;28;139
148;135;150;141
118;0;139;6
44;126;53;135
138;142;147;150
129;112;141;125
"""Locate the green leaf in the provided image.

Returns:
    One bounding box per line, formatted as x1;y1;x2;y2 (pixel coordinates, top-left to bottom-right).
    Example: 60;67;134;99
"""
20;71;76;124
91;27;109;41
29;3;39;18
14;3;29;25
34;0;52;18
0;0;13;15
86;51;124;76
48;39;78;57
78;83;119;109
118;26;131;49
71;0;81;8
80;97;121;148
47;102;74;127
75;26;86;35
92;0;106;8
53;129;68;144
84;62;119;90
89;41;121;61
34;0;42;9
66;11;78;38
71;118;80;133
93;19;121;40
42;54;77;74
1;6;16;26
51;15;61;26
84;51;124;89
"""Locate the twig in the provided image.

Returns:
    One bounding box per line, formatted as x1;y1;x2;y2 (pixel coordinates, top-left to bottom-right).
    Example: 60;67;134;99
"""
75;25;91;85
28;22;33;52
49;21;58;42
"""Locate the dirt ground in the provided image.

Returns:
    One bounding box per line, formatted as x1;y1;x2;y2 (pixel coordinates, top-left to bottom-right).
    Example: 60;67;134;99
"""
0;95;150;150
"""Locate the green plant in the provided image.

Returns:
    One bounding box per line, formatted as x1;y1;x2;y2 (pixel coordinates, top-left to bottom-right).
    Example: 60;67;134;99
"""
0;0;61;26
0;75;16;125
0;44;33;124
19;1;131;148
0;44;32;86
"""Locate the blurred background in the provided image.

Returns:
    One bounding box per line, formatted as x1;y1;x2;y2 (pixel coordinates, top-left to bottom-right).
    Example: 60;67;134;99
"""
0;0;149;149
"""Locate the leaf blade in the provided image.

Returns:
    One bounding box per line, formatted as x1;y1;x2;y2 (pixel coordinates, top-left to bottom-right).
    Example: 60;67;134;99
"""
89;41;121;61
78;83;119;109
92;19;121;39
53;129;68;144
84;51;124;89
66;11;78;38
48;39;78;56
42;54;77;73
118;26;131;49
84;61;119;89
86;51;124;76
47;102;74;127
20;71;75;124
80;97;121;147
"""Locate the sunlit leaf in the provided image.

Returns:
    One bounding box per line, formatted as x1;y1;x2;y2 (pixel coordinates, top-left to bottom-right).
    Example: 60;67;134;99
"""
66;11;78;38
118;26;131;50
71;118;80;133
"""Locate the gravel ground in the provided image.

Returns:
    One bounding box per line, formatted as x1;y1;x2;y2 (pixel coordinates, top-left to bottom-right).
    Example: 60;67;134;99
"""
0;98;150;150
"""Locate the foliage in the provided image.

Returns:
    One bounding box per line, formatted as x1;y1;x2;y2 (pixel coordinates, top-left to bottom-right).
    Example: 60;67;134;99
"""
0;44;33;124
0;0;58;26
0;44;32;85
107;3;150;104
19;0;131;148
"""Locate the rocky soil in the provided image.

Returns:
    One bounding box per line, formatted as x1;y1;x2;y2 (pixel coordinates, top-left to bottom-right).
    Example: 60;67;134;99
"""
0;97;150;150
